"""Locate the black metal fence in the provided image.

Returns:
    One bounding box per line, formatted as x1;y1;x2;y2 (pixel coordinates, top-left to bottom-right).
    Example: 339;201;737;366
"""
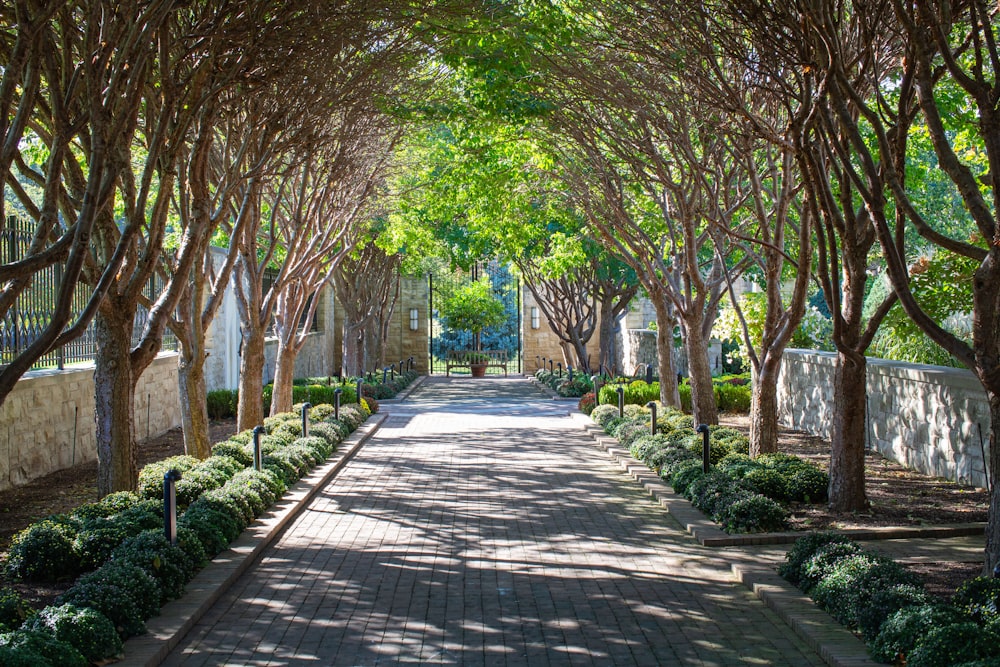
1;216;176;371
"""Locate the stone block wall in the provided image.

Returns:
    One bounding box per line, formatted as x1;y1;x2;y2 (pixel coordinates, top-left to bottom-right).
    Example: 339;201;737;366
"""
777;349;992;488
0;353;181;492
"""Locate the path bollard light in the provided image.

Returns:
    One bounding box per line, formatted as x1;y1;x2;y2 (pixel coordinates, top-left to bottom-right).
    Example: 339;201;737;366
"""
568;365;574;381
253;425;266;471
616;386;625;418
645;363;653;384
390;366;395;381
383;367;389;383
334;388;342;420
163;469;182;545
301;402;312;438
399;360;404;375
541;357;546;372
536;355;541;369
591;375;600;405
994;561;1000;578
697;424;711;473
646;401;657;435
549;359;554;372
557;362;563;377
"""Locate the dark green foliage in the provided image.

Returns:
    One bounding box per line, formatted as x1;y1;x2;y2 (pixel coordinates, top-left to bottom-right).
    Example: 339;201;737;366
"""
173;455;243;508
211;440;254;467
719;494;789;533
647;445;697;472
954;577;1000;624
3;517;81;582
272;420;303;440
309;403;335;421
111;530;194;603
856;584;932;642
670;460;706;495
74;500;161;571
0;629;87;667
0;588;33;630
779;532;857;587
811;553;921;627
954;660;1000;667
136;455;201;500
206;389;238;419
176;526;208;571
871;604;969;664
742;467;789;500
72;491;141;521
906;622;1000;667
714;382;751;412
297;435;333;461
590;404;619;428
59;561;160;639
263;452;299;486
199;488;254;529
24;604;122;663
798;541;866;593
786;466;830;503
178;502;238;556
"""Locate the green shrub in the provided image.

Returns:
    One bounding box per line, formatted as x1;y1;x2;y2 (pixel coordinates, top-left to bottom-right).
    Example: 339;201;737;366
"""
309;403;335;421
179;502;239;556
779;532;857;587
74;517;142;572
714;382;751;412
111;530;194;603
310;422;343;448
200;487;254;528
670;460;706;495
906;622;1000;667
137;455;201;500
648;446;697;472
72;491;141;521
798;541;866;593
211;441;254;467
59;561;161;638
206;389;238;419
3;517;81;582
614;420;651;447
742;467;789;500
871;604;968;664
856;583;931;643
0;588;33;631
578;392;597;415
811;554;920;627
24;604;122;663
954;577;1000;624
786;467;830;503
0;629;87;667
686;437;730;465
719;494;789;533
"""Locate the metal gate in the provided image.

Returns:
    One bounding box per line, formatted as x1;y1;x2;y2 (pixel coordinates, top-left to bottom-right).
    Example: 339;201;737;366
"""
428;261;521;375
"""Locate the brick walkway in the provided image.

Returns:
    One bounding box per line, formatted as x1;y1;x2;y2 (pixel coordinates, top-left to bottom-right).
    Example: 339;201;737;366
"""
163;377;824;666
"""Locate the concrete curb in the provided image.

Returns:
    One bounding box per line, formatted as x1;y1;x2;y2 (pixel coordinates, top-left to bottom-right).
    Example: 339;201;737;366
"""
119;414;386;666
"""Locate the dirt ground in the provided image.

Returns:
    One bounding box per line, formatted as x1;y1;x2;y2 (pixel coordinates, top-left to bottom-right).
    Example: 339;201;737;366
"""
0;412;991;607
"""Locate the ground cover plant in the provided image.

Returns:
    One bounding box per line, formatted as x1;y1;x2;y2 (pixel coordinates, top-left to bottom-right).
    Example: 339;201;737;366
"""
0;395;378;664
590;399;827;534
595;374;751;413
781;533;1000;666
533;368;593;397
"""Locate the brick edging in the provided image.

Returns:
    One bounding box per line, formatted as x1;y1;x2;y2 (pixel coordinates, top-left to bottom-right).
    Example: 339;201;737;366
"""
119;414;387;666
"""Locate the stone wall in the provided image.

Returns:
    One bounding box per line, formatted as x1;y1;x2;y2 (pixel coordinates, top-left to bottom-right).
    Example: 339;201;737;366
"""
0;353;181;492
777;349;992;488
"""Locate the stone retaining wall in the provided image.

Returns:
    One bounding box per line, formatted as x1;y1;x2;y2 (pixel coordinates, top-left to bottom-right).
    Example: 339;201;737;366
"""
777;349;992;488
0;353;181;492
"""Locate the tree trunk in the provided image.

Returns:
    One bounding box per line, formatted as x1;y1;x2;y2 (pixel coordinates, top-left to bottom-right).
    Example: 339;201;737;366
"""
985;394;1000;576
269;341;297;416
93;308;138;497
178;346;212;459
237;324;266;431
828;349;869;512
342;321;365;377
597;298;618;376
683;318;719;425
749;355;781;457
651;296;680;408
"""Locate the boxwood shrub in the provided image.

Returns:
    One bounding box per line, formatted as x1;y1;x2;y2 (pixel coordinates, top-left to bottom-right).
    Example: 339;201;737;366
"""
111;530;195;603
870;604;969;664
954;577;1000;624
906;622;1000;667
0;628;87;667
0;589;33;632
23;603;122;663
59;561;160;638
3;516;81;582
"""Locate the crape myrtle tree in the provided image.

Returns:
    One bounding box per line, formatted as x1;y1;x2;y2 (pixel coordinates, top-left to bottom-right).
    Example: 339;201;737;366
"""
667;5;816;457
778;0;1000;571
333;235;403;377
0;1;177;405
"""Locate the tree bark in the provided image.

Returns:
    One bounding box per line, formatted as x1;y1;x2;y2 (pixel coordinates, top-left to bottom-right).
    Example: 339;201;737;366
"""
986;393;1000;576
651;295;680;408
749;356;781;457
342;321;365;377
93;307;138;497
237;322;266;431
828;349;870;512
178;346;211;459
682;316;719;426
269;341;297;416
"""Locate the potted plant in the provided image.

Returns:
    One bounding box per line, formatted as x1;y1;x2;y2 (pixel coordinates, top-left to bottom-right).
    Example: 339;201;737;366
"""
439;277;506;376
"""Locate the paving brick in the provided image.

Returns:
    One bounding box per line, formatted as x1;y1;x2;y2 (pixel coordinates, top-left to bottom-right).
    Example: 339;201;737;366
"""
163;377;825;666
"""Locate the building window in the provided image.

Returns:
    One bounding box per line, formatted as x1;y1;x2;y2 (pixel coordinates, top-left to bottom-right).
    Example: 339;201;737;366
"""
409;308;419;331
530;306;540;329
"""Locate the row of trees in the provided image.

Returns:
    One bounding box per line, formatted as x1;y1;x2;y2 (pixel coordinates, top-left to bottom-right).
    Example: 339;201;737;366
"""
383;0;1000;574
0;1;429;495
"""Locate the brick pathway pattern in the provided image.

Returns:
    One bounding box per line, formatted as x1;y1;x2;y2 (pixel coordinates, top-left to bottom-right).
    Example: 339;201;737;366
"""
164;378;824;666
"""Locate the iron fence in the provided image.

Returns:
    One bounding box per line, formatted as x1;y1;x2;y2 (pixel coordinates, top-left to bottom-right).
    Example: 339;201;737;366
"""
1;216;176;371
